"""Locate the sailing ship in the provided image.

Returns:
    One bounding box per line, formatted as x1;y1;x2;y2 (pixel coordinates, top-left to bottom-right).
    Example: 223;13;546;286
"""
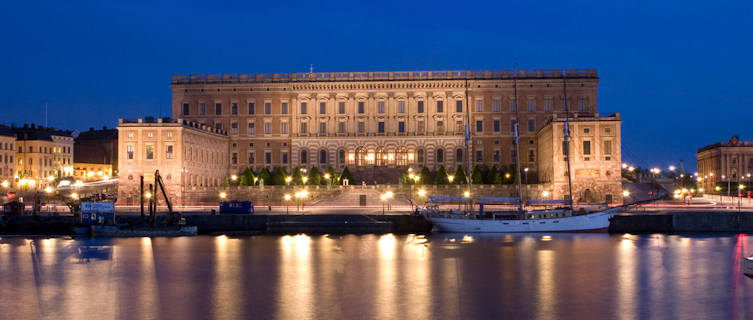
423;70;621;233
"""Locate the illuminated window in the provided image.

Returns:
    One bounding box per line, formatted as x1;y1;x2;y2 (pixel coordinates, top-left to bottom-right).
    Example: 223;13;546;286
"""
145;145;154;160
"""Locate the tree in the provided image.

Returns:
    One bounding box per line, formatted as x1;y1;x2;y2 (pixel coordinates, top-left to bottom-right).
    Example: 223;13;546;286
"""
487;166;502;184
308;167;322;185
435;166;449;185
420;166;434;185
257;167;272;185
471;165;484;184
325;166;339;185
239;168;255;186
454;165;468;185
292;167;303;185
271;167;286;185
340;166;354;184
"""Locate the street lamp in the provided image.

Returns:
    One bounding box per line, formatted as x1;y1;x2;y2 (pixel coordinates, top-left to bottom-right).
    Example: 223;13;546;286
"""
285;176;292;185
284;193;291;214
623;190;630;204
1;180;9;188
524;167;529;185
380;194;387;215
715;186;722;204
669;165;676;172
302;176;308;185
738;184;746;211
231;174;238;182
447;175;454;184
219;192;227;200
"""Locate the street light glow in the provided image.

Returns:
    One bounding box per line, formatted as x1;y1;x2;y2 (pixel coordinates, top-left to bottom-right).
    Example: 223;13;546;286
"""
542;190;550;197
463;191;471;198
284;194;291;201
669;165;676;171
219;192;227;199
417;188;426;197
324;173;331;180
623;190;630;197
447;175;454;183
231;174;238;181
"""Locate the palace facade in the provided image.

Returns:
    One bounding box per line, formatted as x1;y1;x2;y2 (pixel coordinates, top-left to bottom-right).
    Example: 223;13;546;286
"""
170;69;600;174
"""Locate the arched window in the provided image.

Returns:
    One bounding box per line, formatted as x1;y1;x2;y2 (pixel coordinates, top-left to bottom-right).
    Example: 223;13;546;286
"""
319;149;327;164
417;149;425;164
355;147;367;167
396;147;408;167
375;147;386;166
437;148;444;163
338;149;345;165
456;148;463;163
301;150;308;164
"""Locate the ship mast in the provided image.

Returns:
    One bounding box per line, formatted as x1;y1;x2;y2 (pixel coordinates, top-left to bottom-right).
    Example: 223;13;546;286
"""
563;71;574;208
465;78;472;211
513;63;524;211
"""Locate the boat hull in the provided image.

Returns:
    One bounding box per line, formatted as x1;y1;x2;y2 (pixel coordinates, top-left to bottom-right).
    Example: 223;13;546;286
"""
427;207;619;233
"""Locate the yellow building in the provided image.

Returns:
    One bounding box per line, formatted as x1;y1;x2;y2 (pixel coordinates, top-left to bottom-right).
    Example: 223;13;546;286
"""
74;162;114;181
697;135;753;191
0;128;15;188
536;113;622;203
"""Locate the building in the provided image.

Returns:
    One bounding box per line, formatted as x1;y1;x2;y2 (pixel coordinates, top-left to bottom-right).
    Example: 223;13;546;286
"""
74;127;118;181
170;69;600;175
116;118;229;205
13;124;74;184
536;113;622;203
0;128;16;187
697;135;753;191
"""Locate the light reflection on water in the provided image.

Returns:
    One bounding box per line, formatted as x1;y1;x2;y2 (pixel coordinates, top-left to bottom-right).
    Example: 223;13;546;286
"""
0;234;752;319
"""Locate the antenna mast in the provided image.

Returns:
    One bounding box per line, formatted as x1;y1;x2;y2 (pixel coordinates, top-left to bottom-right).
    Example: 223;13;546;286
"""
513;59;524;210
563;71;574;207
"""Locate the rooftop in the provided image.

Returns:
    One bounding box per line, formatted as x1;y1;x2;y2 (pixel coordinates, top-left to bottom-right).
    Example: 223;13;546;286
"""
118;118;228;136
172;69;598;85
698;135;753;153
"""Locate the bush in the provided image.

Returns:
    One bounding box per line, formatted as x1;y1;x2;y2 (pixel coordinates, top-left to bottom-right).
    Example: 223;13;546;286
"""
420;166;434;185
435;166;449;185
454;165;468;185
257;168;272;185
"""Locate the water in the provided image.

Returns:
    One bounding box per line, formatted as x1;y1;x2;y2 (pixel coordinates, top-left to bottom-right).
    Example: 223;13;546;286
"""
1;233;752;320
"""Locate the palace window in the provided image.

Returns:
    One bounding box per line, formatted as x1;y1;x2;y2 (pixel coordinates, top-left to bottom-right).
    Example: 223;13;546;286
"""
231;103;238;115
456;100;462;113
358;101;365;114
478;100;486;112
265;152;272;165
476;120;483;133
398;121;405;133
231;121;238;135
417;149;425;164
265;102;272;114
493;120;500;132
264;122;272;134
127;145;134;160
437;148;444;163
510;120;518;133
545;99;552;112
456;148;463;163
282;151;288;164
436;120;444;133
301;150;308;164
248;122;255;135
510;99;518;112
300;122;308;134
494;150;500;163
417;120;425;133
339;149;345;164
528;119;535;132
319;102;326;114
338;122;345;133
319;122;326;134
215;103;222;115
398;101;405;113
579;98;587;112
145;145;154;160
583;140;591;155
300;102;307;114
476;150;483;162
417;101;424;113
358;121;365;134
199;103;206;115
436;100;444;113
280;122;288;134
319;150;327;164
528;99;535;112
282;102;288;114
183;103;189;115
248;152;255;164
378;101;385;114
528;149;536;162
603;140;612;155
232;152;238;165
248;102;255;114
338;101;345;114
378;122;385;133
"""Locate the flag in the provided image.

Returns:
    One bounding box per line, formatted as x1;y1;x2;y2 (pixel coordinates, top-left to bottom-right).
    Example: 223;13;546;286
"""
513;122;519;145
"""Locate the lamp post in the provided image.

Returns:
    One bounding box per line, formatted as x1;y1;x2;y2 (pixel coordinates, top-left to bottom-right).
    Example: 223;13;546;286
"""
324;173;331;189
523;167;529;185
284;193;291;215
715;186;722;204
380;194;386;215
739;184;745;212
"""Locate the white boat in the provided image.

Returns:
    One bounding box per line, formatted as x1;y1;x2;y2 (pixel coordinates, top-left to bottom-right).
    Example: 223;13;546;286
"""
425;206;620;233
424;75;621;233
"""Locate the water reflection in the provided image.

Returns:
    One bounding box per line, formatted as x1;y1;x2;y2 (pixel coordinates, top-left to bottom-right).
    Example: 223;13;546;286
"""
0;234;752;319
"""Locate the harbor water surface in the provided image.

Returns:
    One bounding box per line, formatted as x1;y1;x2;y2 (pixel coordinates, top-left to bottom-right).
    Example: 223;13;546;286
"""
1;233;752;319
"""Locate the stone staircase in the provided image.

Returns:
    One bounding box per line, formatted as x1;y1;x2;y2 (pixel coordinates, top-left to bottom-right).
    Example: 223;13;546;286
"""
350;167;405;185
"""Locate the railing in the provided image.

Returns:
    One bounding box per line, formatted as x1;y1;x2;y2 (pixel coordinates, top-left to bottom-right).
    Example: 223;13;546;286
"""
172;69;598;85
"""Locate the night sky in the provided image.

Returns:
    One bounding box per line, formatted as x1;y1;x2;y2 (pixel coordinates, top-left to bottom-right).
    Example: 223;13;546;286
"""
1;0;751;171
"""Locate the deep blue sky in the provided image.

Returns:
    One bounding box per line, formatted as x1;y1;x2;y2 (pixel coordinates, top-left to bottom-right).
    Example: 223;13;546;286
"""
1;0;751;171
